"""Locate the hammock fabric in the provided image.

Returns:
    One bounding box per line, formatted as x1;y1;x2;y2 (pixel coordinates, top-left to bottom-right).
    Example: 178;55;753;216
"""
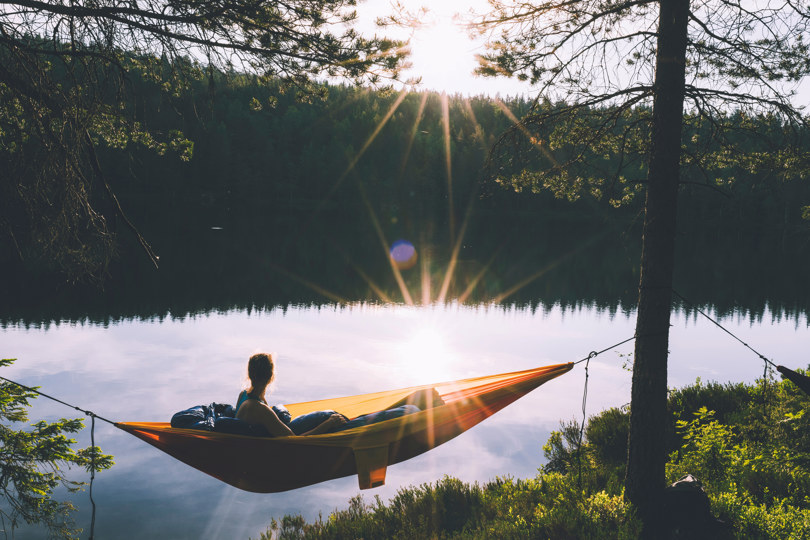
777;365;810;396
117;362;573;493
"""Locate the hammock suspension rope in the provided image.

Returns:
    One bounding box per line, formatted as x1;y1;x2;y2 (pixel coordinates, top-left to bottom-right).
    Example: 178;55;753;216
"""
577;352;592;488
672;289;782;408
0;374;114;540
569;336;636;487
672;290;778;371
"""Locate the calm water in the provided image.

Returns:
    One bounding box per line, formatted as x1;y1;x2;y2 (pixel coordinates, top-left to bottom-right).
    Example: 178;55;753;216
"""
3;301;808;539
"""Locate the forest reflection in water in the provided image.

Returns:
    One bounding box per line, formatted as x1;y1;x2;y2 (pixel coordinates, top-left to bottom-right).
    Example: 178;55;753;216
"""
3;203;810;328
2;299;808;539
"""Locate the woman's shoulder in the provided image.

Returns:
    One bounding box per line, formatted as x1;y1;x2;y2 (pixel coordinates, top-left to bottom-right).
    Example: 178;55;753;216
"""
235;397;263;420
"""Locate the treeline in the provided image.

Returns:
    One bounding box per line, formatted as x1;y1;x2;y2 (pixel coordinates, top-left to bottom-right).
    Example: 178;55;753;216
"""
101;69;810;237
3;62;810;323
104;72;545;231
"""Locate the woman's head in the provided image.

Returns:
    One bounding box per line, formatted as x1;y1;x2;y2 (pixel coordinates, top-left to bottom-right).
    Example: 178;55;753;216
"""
247;353;275;389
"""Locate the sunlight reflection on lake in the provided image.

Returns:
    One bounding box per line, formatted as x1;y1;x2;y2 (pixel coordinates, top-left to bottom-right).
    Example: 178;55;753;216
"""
2;302;808;538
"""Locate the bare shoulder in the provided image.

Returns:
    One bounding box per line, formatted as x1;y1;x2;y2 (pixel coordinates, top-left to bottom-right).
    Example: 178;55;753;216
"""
237;400;293;437
236;399;272;422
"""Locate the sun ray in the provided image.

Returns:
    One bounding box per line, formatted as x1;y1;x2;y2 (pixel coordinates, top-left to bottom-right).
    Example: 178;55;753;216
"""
457;245;505;304
344;89;410;178
491;232;607;304
353;175;415;305
438;96;490;304
288;89;417;307
436;205;468;304
420;242;433;304
462;99;490;154
306;88;410;226
437;169;488;304
266;262;349;304
441;92;456;246
329;241;394;303
399;92;430;177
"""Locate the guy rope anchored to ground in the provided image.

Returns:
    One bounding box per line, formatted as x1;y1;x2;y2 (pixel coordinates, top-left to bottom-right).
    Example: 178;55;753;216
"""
672;289;810;395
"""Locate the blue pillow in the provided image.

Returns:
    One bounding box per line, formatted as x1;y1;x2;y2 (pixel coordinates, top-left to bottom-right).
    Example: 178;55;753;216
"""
171;402;269;436
272;404;293;424
171;405;214;431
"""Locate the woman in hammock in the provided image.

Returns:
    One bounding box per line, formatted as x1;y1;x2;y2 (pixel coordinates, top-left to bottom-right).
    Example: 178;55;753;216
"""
236;353;426;437
236;353;348;436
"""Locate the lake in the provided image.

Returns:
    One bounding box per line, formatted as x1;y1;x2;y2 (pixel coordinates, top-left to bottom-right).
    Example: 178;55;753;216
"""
3;162;810;538
3;298;807;539
2;62;810;538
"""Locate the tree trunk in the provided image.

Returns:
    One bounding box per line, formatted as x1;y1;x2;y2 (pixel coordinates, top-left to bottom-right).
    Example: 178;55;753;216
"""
625;0;690;535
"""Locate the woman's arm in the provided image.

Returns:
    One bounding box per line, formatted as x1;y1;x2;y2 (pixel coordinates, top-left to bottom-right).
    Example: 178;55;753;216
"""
300;414;347;436
237;401;295;437
239;402;347;436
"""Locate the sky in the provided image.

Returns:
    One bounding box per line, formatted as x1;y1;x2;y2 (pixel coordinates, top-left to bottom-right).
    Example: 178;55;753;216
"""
355;0;535;98
355;0;810;108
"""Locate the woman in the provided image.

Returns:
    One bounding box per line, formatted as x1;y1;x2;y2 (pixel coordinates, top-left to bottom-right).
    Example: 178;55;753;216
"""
236;353;347;436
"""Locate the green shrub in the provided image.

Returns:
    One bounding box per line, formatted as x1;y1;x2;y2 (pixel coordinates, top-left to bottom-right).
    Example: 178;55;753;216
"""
531;475;639;540
586;407;629;469
0;358;114;539
667;407;735;489
262;371;810;540
713;491;810;539
541;418;583;474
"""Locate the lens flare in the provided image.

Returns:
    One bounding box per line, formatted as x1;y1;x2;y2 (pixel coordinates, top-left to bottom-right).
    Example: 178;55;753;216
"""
390;240;418;270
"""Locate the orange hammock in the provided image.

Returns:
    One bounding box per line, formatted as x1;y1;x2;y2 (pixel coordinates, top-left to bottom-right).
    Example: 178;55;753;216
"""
117;362;573;493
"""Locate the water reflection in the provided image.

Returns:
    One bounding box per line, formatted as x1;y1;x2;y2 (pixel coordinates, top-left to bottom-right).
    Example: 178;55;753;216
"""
3;302;807;538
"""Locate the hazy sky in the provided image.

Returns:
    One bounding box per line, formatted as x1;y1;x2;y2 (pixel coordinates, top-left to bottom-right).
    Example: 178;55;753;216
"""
356;0;534;97
356;1;810;107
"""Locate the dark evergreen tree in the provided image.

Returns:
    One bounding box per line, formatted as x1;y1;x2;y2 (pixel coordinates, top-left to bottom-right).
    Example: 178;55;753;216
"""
0;0;406;282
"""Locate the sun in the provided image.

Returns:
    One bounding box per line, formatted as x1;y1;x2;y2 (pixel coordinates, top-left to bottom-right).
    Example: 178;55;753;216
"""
356;1;527;96
405;11;480;94
394;324;456;384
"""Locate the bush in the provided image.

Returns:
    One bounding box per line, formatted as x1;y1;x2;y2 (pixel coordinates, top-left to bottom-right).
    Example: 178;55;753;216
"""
261;474;640;539
263;370;810;540
586;407;629;469
713;492;810;539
